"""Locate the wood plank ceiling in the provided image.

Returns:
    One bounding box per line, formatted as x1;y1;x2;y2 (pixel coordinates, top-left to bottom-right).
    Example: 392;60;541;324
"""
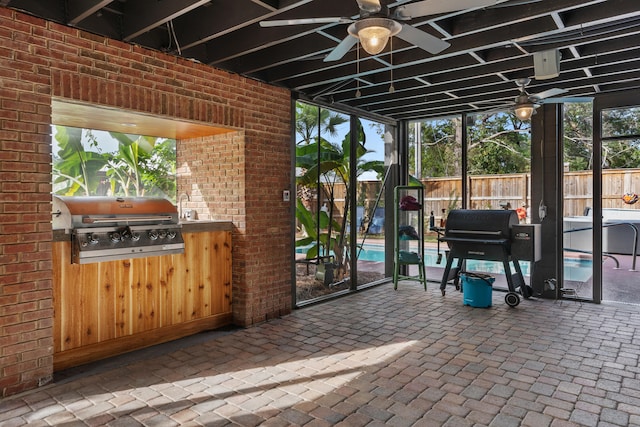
51;99;236;139
6;0;640;122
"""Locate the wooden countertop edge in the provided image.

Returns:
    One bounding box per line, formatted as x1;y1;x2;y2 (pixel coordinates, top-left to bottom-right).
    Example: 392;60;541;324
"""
180;220;234;233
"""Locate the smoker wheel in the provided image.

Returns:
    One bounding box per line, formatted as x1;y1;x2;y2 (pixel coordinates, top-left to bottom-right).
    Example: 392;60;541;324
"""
505;292;520;307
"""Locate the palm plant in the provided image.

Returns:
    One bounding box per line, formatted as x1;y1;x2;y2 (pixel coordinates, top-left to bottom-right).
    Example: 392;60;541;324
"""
296;115;384;282
52;127;176;200
52;127;108;196
296;103;349;144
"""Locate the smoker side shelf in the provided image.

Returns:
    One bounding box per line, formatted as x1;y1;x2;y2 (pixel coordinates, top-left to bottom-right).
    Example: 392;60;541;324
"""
393;185;426;290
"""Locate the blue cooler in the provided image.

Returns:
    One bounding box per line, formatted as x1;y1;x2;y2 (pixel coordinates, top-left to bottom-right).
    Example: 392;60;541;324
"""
461;273;494;308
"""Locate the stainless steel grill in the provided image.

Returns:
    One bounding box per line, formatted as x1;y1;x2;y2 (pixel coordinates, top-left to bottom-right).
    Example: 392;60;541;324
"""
52;196;184;264
439;209;538;306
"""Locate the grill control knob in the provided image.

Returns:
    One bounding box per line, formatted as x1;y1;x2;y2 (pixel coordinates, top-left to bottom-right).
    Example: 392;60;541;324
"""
109;232;121;242
158;230;167;239
121;228;132;240
148;230;159;240
131;232;140;241
166;231;177;240
87;234;99;245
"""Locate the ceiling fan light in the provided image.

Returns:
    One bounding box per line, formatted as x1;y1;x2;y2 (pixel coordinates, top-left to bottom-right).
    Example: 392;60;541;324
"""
349;18;402;56
358;25;392;55
515;103;535;120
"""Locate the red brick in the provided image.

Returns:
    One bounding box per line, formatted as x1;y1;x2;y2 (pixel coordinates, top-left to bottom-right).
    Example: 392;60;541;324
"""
19;290;50;304
4;243;38;254
0;374;20;391
2;281;37;295
2;301;38;317
22;308;52;322
4;321;35;335
3;359;38;376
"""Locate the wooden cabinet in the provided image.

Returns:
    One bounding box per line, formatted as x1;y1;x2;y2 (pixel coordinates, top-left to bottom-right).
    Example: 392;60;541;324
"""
52;229;232;370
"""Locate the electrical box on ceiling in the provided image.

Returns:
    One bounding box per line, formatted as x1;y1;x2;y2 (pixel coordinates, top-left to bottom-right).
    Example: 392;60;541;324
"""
533;49;561;80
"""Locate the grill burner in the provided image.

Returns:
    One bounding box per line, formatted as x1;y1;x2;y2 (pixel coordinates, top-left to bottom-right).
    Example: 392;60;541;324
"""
53;196;184;264
439;209;537;306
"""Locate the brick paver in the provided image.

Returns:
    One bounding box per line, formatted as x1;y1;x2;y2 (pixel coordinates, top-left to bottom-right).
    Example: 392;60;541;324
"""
3;283;640;426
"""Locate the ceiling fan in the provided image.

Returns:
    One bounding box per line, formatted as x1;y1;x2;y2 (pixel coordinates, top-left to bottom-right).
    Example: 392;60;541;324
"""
480;78;593;120
260;0;542;62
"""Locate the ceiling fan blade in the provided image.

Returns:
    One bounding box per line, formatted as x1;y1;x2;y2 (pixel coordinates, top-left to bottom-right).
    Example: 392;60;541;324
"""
396;24;450;55
324;35;358;62
489;0;542;8
539;96;594;104
356;0;381;13
472;99;514;105
260;17;351;27
471;105;520;117
530;87;568;100
394;0;499;20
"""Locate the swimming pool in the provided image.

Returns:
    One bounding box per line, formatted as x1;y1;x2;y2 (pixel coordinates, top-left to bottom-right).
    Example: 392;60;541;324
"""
297;243;593;281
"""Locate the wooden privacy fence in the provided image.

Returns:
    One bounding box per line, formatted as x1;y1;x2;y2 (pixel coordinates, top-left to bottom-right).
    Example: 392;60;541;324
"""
414;174;530;223
321;168;640;224
565;169;640;215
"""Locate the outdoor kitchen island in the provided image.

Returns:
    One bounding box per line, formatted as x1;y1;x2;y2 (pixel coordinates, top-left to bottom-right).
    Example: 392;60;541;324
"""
52;220;233;371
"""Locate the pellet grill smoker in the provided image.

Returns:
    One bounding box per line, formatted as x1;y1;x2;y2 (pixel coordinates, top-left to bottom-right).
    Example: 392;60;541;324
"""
52;195;185;264
439;209;541;307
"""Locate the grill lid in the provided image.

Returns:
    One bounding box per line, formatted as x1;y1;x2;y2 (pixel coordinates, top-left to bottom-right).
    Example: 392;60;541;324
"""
441;209;520;261
53;195;179;231
445;209;518;241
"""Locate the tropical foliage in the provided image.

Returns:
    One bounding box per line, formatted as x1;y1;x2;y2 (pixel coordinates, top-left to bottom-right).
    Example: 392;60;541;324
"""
409;102;640;174
52;126;176;201
408;104;640;177
295;102;384;282
565;103;640;171
468;113;531;175
563;102;594;171
408;112;531;178
295;102;348;144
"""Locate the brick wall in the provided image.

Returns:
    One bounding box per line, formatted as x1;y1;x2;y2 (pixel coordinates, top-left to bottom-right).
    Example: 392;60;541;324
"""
177;128;294;326
0;7;292;397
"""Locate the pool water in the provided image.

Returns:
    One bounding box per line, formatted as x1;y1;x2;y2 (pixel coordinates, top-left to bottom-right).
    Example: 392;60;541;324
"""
297;244;593;281
564;257;593;282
